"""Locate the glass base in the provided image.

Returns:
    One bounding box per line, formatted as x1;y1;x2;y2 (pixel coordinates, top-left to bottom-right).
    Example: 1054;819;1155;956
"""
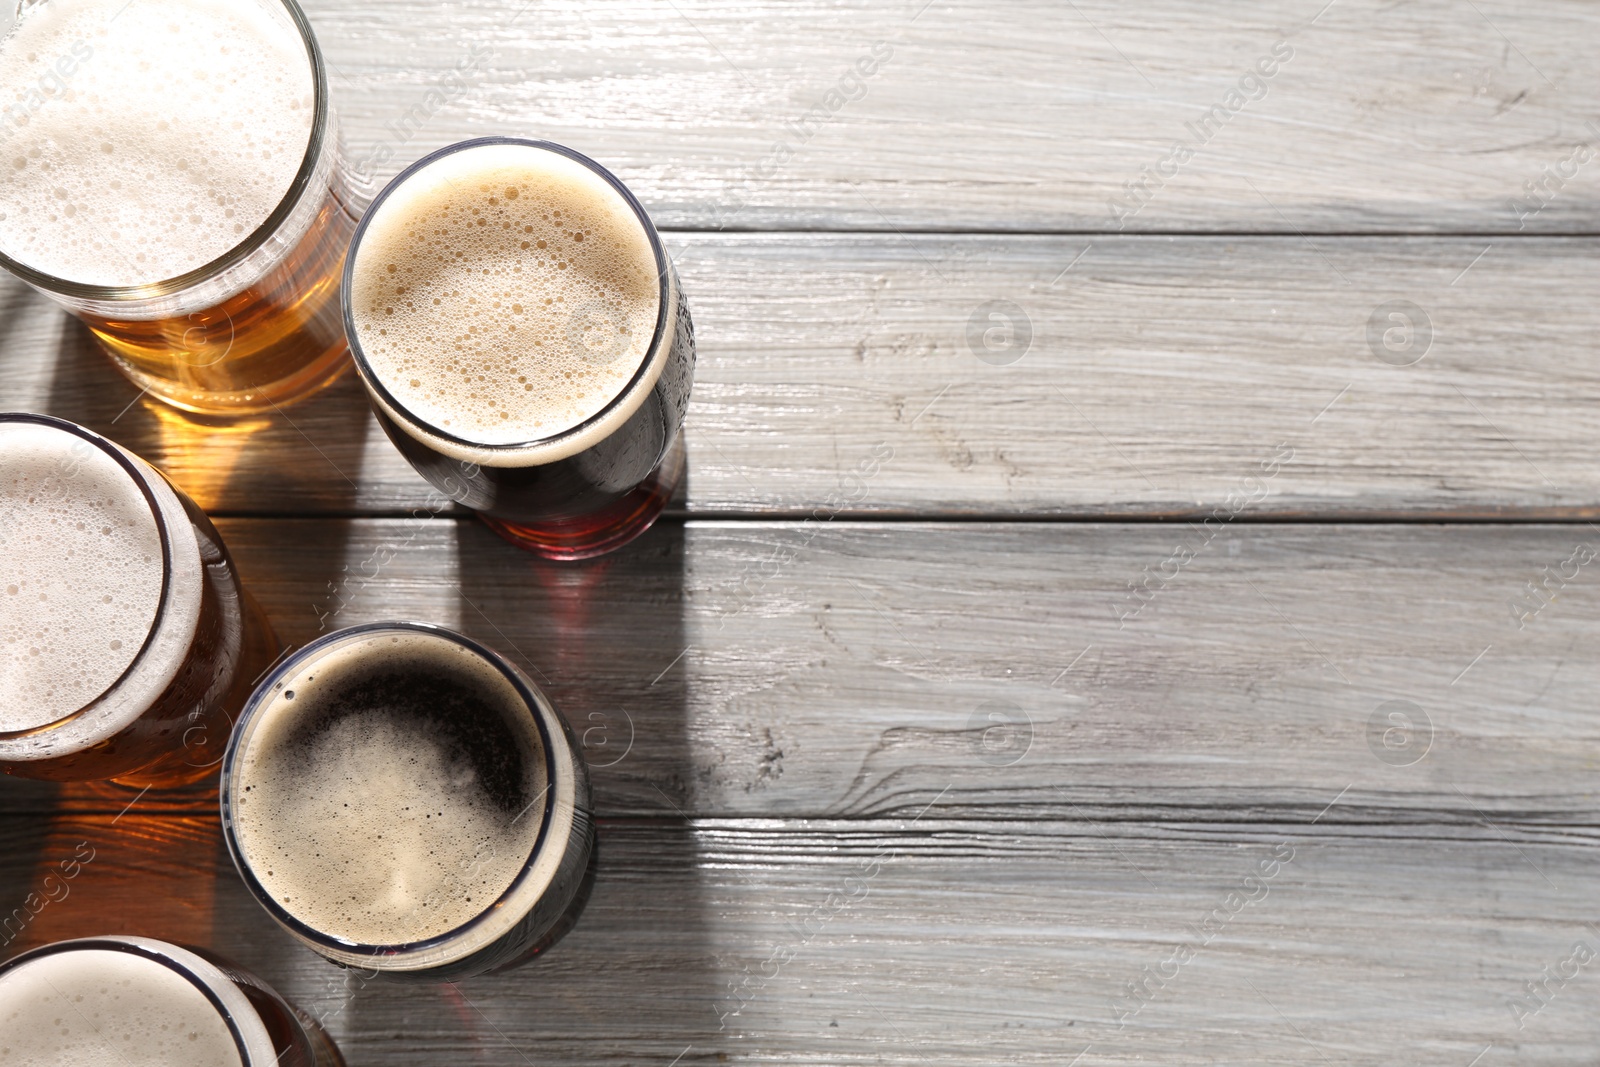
105;338;352;417
105;758;220;791
479;437;684;560
293;1006;348;1067
485;829;599;975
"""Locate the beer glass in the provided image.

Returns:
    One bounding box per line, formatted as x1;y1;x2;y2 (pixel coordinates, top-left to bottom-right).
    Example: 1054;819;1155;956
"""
0;936;344;1066
0;413;279;784
221;621;594;980
0;0;356;415
344;138;694;560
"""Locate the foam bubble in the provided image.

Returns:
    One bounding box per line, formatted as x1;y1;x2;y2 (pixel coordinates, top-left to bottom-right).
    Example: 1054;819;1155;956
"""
350;143;661;446
233;631;545;946
0;422;165;733
0;0;314;286
0;948;243;1067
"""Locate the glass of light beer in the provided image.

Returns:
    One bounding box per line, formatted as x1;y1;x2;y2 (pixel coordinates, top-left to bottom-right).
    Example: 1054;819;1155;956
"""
0;413;279;784
0;936;345;1066
345;138;695;560
0;0;356;415
221;622;594;980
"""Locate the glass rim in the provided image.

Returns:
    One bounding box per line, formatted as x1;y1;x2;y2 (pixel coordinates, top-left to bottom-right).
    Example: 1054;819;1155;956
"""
0;412;174;742
0;936;260;1065
219;620;561;962
342;136;673;457
0;0;330;301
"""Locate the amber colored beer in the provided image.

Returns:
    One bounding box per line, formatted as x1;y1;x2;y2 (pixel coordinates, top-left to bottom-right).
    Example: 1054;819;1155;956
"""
0;0;354;415
78;186;358;415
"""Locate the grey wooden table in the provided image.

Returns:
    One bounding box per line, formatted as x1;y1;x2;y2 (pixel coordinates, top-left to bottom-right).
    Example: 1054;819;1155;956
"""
5;1;1600;1063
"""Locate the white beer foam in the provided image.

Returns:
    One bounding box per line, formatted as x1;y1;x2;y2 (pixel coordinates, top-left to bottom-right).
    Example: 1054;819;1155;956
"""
350;143;660;446
0;421;165;733
0;0;314;286
0;948;243;1067
234;631;543;946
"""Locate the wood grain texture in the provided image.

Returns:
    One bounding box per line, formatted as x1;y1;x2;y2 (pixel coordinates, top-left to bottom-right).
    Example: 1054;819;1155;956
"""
307;0;1600;233
4;3;1599;1063
3;813;1597;1067
8;518;1591;822
222;518;1600;824
10;234;1600;517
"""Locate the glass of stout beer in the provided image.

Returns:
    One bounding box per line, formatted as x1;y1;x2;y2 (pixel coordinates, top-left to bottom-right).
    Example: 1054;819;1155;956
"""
0;0;356;415
0;935;344;1066
0;413;279;784
344;138;695;559
221;622;594;980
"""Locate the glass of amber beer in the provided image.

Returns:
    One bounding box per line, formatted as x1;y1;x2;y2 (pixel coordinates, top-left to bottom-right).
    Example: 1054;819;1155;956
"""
345;138;695;560
0;0;356;415
0;413;279;783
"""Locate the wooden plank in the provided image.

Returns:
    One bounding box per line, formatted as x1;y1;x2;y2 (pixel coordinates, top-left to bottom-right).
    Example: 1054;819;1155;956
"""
234;518;1600;823
11;234;1600;518
307;0;1600;233
4;813;1598;1066
9;518;1591;821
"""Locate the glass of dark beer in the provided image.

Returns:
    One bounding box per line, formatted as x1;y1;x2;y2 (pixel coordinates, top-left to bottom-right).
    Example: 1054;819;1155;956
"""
0;413;279;784
0;0;357;414
220;621;594;980
0;935;344;1066
343;138;694;560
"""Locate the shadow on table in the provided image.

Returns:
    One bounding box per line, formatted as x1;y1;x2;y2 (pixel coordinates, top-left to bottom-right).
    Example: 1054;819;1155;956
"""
0;310;376;971
0;809;222;957
422;514;726;1063
139;512;722;1065
0;809;55;956
39;313;371;792
43;313;375;516
0;279;42;382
